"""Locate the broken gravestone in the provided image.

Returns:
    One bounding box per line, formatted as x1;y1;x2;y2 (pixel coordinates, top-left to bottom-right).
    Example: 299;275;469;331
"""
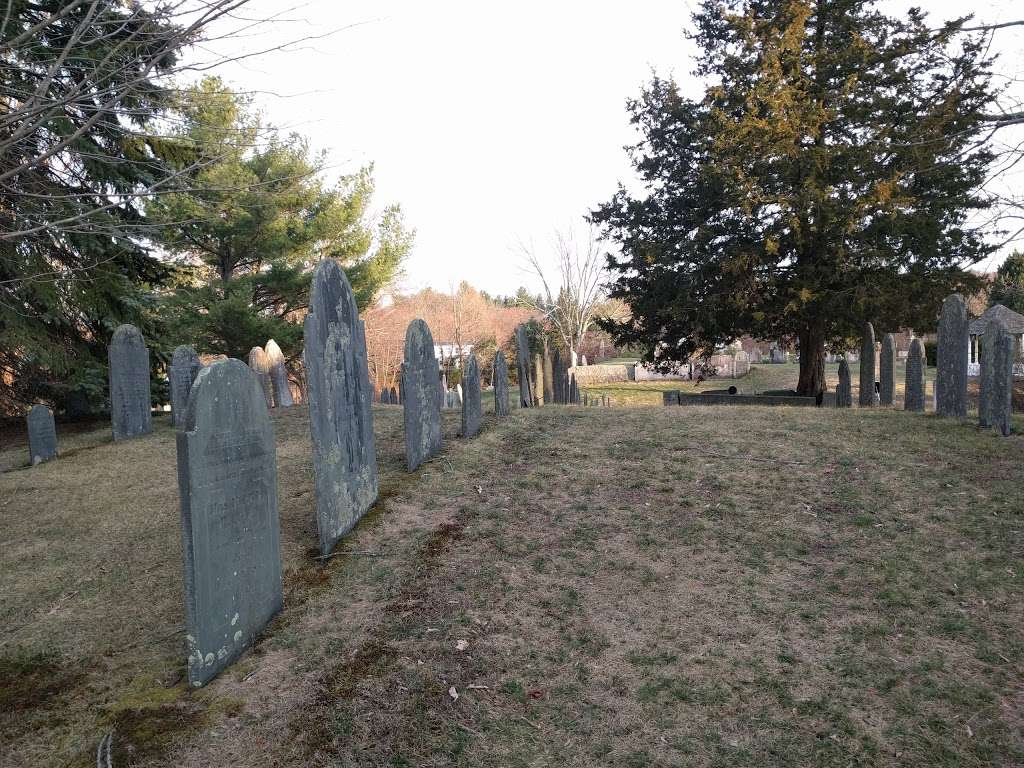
247;347;275;409
109;324;152;440
403;319;443;470
27;405;57;465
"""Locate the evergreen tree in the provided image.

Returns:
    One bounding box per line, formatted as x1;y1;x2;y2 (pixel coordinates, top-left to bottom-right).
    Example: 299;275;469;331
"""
593;1;998;395
989;251;1024;315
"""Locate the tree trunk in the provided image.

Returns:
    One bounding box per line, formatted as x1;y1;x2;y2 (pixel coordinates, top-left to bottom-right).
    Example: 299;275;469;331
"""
797;324;826;396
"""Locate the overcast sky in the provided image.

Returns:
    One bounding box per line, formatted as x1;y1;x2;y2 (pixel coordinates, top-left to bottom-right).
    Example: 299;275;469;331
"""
197;1;1024;295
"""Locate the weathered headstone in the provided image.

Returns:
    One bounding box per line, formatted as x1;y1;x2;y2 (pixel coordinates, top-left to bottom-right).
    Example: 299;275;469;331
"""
836;358;852;407
109;324;152;440
515;324;533;407
169;345;201;427
403;319;443;470
264;339;294;408
177;358;282;687
991;323;1013;437
552;350;563;403
978;321;996;427
936;293;969;419
461;354;482;438
380;388;389;405
904;338;926;412
27;405;57;465
439;371;447;411
569;372;580;404
493;351;510;417
534;353;544;406
581;355;588;366
543;350;554;405
859;322;876;407
390;386;399;405
247;346;274;409
304;259;379;555
879;333;896;406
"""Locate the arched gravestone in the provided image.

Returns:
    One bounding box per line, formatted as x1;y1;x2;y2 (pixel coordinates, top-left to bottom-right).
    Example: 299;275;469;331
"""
879;333;896;406
169;345;201;427
936;294;969;418
402;319;442;471
515;324;533;408
859;322;876;406
176;358;282;688
390;386;399;405
978;320;997;428
461;353;482;438
247;347;274;409
304;259;379;556
109;324;152;440
904;338;926;412
836;358;853;407
264;339;294;407
991;323;1013;437
493;351;510;417
27;405;57;465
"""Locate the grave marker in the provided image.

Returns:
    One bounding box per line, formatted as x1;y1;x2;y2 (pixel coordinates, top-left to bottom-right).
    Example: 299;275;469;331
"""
837;358;852;407
991;323;1013;436
493;351;510;417
169;345;201;427
879;333;896;406
403;319;442;470
904;338;926;412
264;339;294;407
247;347;274;409
515;324;533;407
27;405;57;465
979;321;996;428
109;324;152;440
859;322;876;406
936;293;969;418
461;354;482;437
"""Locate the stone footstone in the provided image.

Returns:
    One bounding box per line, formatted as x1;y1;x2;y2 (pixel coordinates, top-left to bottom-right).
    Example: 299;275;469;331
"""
515;324;533;407
991;323;1013;437
978;321;997;428
247;347;275;409
837;358;853;407
879;333;896;406
169;345;201;427
461;354;482;438
403;319;443;470
859;322;876;406
904;338;926;412
177;358;283;688
109;324;152;440
936;294;969;419
27;405;57;465
304;260;379;555
264;339;294;407
493;351;510;417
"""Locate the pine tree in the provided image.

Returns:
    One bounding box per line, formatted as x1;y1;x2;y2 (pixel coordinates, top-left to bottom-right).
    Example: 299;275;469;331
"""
989;251;1024;315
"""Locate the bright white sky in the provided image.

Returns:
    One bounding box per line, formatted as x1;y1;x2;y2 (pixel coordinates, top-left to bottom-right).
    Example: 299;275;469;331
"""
197;1;1024;295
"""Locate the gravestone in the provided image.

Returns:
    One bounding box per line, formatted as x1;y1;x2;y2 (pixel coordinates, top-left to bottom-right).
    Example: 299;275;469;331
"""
770;348;787;364
456;382;463;407
534;353;544;406
581;355;588;366
461;354;482;438
403;319;443;470
176;358;282;688
904;338;926;412
390;386;399;405
543;350;554;405
936;294;969;418
836;358;852;407
247;346;274;409
879;333;896;406
859;322;876;406
439;372;447;411
169;345;201;427
583;392;589;406
493;351;510;417
304;259;379;555
380;389;389;404
569;372;580;404
27;405;57;465
109;324;152;440
978;320;996;428
515;324;533;407
991;323;1013;437
264;339;294;408
552;350;563;403
663;390;680;406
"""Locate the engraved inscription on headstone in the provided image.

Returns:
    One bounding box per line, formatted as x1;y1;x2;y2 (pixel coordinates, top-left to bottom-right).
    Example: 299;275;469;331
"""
461;353;482;438
264;339;294;408
169;345;201;427
879;333;896;406
247;347;275;409
859;322;876;407
493;351;510;417
904;338;926;412
109;324;152;440
936;294;969;419
27;405;57;465
403;319;442;470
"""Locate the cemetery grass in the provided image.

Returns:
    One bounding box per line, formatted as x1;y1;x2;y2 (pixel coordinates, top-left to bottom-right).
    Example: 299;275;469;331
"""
2;403;1023;766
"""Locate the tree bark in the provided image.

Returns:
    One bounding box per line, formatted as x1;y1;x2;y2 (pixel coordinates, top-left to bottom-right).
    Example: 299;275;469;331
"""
797;324;826;396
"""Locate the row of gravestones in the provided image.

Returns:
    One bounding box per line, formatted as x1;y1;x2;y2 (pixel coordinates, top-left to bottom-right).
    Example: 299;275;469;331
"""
379;387;400;405
834;295;1012;436
516;332;585;407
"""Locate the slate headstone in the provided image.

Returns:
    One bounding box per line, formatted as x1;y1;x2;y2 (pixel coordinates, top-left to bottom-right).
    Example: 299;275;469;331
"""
109;324;152;440
27;405;57;465
991;323;1013;437
461;353;482;438
304;260;379;555
515;324;533;408
859;322;876;406
169;345;201;427
493;351;510;417
380;388;390;405
176;358;282;688
264;339;294;407
836;358;852;407
569;372;580;404
904;338;926;412
879;333;896;406
936;293;969;419
390;386;399;405
403;319;443;470
978;321;996;427
247;346;275;409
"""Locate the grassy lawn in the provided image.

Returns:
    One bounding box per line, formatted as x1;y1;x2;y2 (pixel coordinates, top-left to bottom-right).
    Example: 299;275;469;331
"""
2;400;1022;766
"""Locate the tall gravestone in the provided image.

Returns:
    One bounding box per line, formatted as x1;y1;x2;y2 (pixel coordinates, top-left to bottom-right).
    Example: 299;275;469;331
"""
169;345;201;427
27;405;57;465
264;339;294;408
859;322;876;406
879;333;896;406
836;358;852;407
390;386;399;405
177;358;282;688
978;321;996;428
552;350;566;404
304;260;379;555
461;354;482;438
936;294;969;419
991;323;1013;437
543;350;554;405
904;338;926;412
247;347;274;409
533;353;545;406
569;372;580;404
109;324;152;440
380;389;389;405
403;319;443;470
515;324;533;408
493;351;510;417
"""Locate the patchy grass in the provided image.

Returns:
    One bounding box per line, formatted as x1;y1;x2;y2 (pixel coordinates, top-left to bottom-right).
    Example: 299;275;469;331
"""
2;399;1022;767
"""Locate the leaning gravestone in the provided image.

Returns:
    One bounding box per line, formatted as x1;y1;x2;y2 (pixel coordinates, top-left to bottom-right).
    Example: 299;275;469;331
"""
177;358;282;688
936;293;969;419
836;358;853;407
978;320;996;428
403;319;443;471
515;324;533;408
247;347;275;409
493;351;510;417
109;324;152;440
27;405;57;465
461;354;482;438
859;322;876;406
169;345;201;427
991;323;1013;437
304;259;379;555
264;339;294;407
904;338;926;412
879;333;896;406
390;386;399;405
